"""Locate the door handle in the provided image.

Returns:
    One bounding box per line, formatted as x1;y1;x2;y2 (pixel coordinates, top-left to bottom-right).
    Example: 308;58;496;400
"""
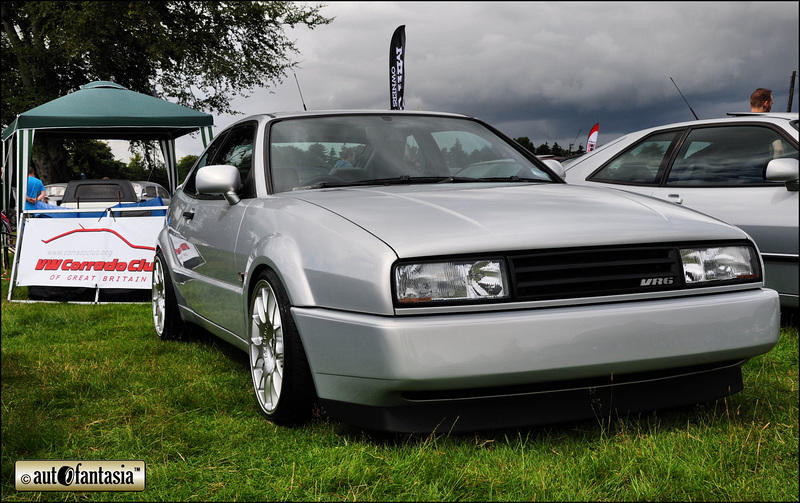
666;194;683;205
182;211;194;220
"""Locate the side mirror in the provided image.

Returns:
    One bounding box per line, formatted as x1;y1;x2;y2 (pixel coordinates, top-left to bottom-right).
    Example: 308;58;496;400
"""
196;164;241;204
541;159;566;180
765;158;799;191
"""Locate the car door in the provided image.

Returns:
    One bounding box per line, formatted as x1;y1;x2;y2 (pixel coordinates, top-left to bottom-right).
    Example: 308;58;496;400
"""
650;124;798;257
650;124;799;304
170;122;258;336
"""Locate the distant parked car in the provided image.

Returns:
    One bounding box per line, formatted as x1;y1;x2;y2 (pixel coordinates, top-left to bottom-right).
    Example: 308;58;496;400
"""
564;113;798;311
60;179;139;210
455;158;551;178
152;110;779;433
58;179;163;217
132;181;170;206
43;182;67;205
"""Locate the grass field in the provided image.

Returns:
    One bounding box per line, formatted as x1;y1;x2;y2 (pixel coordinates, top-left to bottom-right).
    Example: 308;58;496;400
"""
1;280;797;501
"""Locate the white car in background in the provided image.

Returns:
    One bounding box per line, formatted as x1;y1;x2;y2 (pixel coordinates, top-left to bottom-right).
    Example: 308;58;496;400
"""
132;181;171;206
564;113;798;311
43;182;67;205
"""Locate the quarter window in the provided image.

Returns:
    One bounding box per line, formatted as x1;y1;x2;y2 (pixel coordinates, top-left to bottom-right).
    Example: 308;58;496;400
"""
183;122;257;198
588;131;679;185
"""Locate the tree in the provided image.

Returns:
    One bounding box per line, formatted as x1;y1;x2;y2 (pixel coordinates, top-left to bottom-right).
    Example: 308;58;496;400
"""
536;142;551;156
65;140;126;180
176;155;198;184
444;138;469;168
514;136;535;154
1;1;332;183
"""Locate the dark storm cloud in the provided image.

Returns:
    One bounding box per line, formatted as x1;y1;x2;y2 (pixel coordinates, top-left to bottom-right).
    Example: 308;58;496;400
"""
169;1;798;158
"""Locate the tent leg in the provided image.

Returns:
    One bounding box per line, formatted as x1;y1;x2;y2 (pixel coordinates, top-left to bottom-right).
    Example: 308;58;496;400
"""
7;213;26;302
94;285;100;304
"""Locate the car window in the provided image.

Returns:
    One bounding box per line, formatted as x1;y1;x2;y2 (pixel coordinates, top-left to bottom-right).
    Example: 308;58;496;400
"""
268;115;554;192
666;125;795;186
182;122;257;199
74;183;130;201
213;123;256;197
587;131;679;185
183;130;230;198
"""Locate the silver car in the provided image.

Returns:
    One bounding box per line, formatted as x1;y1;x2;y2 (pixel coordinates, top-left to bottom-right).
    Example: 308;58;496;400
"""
43;182;67;205
563;113;798;310
132;181;171;206
152;111;779;433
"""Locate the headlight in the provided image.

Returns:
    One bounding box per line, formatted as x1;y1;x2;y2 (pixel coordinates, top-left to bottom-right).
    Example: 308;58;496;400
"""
395;259;509;304
680;246;760;284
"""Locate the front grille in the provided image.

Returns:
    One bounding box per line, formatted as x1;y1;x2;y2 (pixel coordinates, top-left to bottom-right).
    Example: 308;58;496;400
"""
508;246;682;301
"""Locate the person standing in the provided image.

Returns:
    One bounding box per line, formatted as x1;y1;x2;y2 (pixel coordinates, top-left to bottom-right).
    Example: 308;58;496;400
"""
750;88;774;112
749;88;785;157
25;166;45;210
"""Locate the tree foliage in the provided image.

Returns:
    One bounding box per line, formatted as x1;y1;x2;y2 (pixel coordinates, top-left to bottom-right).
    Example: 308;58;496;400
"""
176;155;198;184
1;1;332;125
65;140;126;180
514;136;535;153
1;1;332;184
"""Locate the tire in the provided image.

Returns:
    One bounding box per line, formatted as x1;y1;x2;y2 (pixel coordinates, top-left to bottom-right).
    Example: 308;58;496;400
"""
152;250;184;340
249;269;316;426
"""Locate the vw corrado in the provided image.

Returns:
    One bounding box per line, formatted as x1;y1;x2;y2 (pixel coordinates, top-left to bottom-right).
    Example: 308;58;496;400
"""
152;111;780;433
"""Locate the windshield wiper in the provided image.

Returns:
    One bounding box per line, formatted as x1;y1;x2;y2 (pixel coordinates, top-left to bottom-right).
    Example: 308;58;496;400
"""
368;176;453;185
299;175;544;190
301;176;452;189
438;176;543;183
437;176;476;183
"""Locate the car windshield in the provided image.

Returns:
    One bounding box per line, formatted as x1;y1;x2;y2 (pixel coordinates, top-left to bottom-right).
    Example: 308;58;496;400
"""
268;114;555;192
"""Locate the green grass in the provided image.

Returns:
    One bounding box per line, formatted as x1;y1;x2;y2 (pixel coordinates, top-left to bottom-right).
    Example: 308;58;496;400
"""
1;279;797;501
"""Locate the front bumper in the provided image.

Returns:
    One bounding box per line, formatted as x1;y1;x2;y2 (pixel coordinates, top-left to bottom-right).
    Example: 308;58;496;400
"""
292;288;779;432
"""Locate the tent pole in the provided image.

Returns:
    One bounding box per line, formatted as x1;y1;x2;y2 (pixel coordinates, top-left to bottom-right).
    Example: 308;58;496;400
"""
6;212;27;302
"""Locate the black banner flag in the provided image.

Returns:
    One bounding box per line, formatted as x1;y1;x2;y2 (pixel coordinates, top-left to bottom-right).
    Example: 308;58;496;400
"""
389;25;405;110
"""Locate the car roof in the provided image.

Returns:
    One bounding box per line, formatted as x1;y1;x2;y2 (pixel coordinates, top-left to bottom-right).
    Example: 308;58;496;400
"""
220;110;476;129
264;110;472;119
630;113;799;133
725;112;798;120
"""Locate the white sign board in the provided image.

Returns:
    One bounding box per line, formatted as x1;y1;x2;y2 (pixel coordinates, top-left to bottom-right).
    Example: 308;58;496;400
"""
16;216;163;289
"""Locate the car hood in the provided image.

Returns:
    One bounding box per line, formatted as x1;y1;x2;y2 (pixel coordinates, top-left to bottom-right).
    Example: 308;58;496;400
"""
287;183;748;257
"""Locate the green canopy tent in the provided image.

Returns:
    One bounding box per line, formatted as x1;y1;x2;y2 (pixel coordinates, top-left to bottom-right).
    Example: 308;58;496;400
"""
2;81;214;221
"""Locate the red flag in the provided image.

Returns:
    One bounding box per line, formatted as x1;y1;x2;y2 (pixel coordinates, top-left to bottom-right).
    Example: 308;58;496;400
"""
389;26;406;110
587;123;599;152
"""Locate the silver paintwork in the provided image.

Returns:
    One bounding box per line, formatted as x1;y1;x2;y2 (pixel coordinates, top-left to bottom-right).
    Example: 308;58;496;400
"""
292;289;777;406
563;114;799;309
155;111;781;430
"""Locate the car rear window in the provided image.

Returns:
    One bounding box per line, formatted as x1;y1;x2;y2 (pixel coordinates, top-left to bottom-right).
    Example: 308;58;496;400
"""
74;183;129;201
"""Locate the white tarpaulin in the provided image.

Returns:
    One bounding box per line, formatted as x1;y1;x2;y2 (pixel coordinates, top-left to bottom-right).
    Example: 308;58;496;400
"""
16;216;163;289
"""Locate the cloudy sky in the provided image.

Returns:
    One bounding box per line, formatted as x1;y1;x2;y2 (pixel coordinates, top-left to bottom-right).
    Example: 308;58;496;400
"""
164;1;798;160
